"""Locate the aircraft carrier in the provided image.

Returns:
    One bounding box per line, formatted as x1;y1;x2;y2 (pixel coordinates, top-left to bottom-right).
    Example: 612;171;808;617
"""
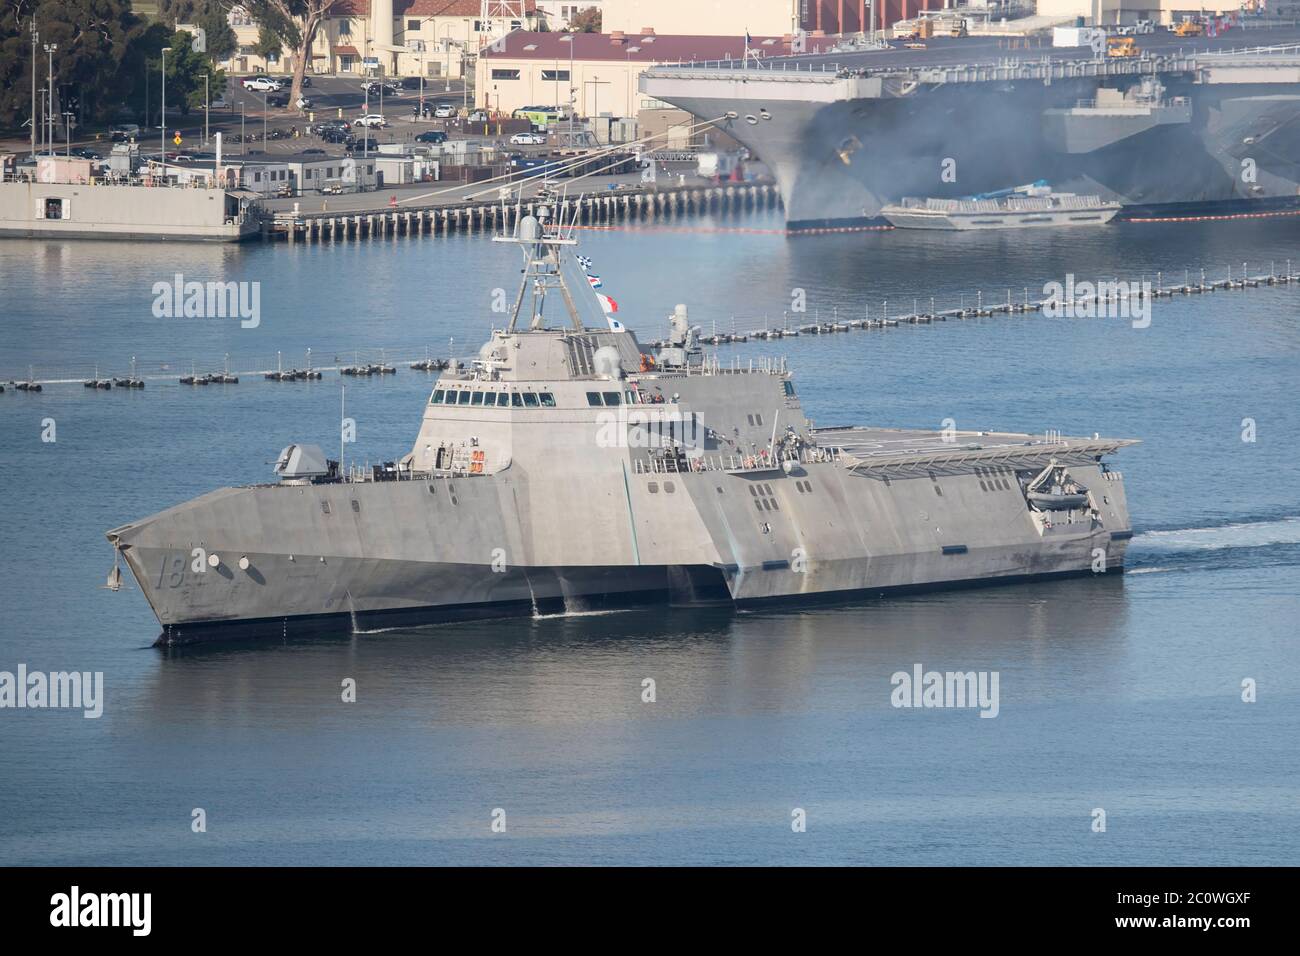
106;199;1137;645
640;24;1300;230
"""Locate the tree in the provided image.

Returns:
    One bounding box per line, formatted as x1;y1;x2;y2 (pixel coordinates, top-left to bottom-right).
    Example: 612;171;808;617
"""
0;0;148;133
253;24;281;61
166;28;225;115
196;4;237;61
569;7;600;33
241;0;344;112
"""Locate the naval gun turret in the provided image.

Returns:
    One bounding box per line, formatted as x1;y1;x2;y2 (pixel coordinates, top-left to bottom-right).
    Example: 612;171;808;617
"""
656;304;704;369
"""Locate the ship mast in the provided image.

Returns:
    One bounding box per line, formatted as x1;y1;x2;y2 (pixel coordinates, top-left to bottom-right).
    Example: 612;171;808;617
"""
492;190;584;332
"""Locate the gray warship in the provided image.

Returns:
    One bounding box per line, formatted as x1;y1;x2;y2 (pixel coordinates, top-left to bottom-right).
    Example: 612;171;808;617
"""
639;27;1300;230
107;199;1138;645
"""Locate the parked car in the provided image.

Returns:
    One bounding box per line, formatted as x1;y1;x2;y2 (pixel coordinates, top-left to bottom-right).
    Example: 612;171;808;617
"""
399;76;424;90
434;104;456;119
510;132;546;145
242;76;282;92
362;81;400;97
322;128;352;144
353;114;388;128
266;92;290;107
346;137;379;152
109;123;141;142
466;110;491;123
300;148;326;155
414;130;448;144
319;182;344;195
300;76;313;88
69;147;103;160
210;94;228;109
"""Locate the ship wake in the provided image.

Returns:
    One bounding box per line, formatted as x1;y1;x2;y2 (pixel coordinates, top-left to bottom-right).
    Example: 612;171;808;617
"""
1127;516;1300;575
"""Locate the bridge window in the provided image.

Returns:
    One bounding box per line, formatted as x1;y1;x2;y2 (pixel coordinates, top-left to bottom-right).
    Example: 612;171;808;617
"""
471;392;485;405
602;392;621;406
523;393;539;407
431;389;444;404
457;390;471;405
586;392;603;406
511;393;523;407
539;392;556;407
648;482;659;493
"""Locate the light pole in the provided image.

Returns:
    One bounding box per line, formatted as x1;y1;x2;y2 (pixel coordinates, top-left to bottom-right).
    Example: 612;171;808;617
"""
29;19;37;159
63;111;73;156
203;73;210;147
463;19;471;112
160;46;170;176
43;42;56;156
442;25;454;92
240;102;245;156
262;89;268;149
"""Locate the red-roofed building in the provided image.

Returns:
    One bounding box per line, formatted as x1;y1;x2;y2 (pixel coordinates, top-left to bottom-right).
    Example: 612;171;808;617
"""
476;29;839;119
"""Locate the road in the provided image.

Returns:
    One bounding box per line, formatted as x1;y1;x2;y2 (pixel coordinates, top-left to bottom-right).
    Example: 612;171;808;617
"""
2;74;476;159
259;166;709;215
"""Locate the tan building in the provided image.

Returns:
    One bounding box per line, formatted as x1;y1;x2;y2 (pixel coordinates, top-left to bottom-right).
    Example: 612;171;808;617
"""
1035;0;1255;25
217;0;542;79
603;0;800;37
477;29;838;118
534;1;604;29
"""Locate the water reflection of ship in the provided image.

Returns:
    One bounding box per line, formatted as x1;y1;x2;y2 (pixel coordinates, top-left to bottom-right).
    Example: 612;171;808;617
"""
140;578;1131;719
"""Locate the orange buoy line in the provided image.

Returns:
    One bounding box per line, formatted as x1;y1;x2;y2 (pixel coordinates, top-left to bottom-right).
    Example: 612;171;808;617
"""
1127;208;1300;224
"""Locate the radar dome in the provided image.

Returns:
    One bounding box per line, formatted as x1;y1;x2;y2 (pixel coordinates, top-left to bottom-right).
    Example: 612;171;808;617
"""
593;346;624;379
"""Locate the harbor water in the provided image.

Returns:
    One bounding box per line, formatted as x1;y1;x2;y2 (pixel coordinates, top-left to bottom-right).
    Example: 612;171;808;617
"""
1;211;1298;865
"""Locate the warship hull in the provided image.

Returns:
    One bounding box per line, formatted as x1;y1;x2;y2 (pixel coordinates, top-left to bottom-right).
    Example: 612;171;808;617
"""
110;429;1133;646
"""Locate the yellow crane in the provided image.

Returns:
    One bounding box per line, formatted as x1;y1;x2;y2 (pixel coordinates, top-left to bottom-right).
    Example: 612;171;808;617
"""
1107;36;1139;58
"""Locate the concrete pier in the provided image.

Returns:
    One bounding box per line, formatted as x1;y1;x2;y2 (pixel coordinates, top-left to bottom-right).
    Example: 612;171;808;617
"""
267;182;779;242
